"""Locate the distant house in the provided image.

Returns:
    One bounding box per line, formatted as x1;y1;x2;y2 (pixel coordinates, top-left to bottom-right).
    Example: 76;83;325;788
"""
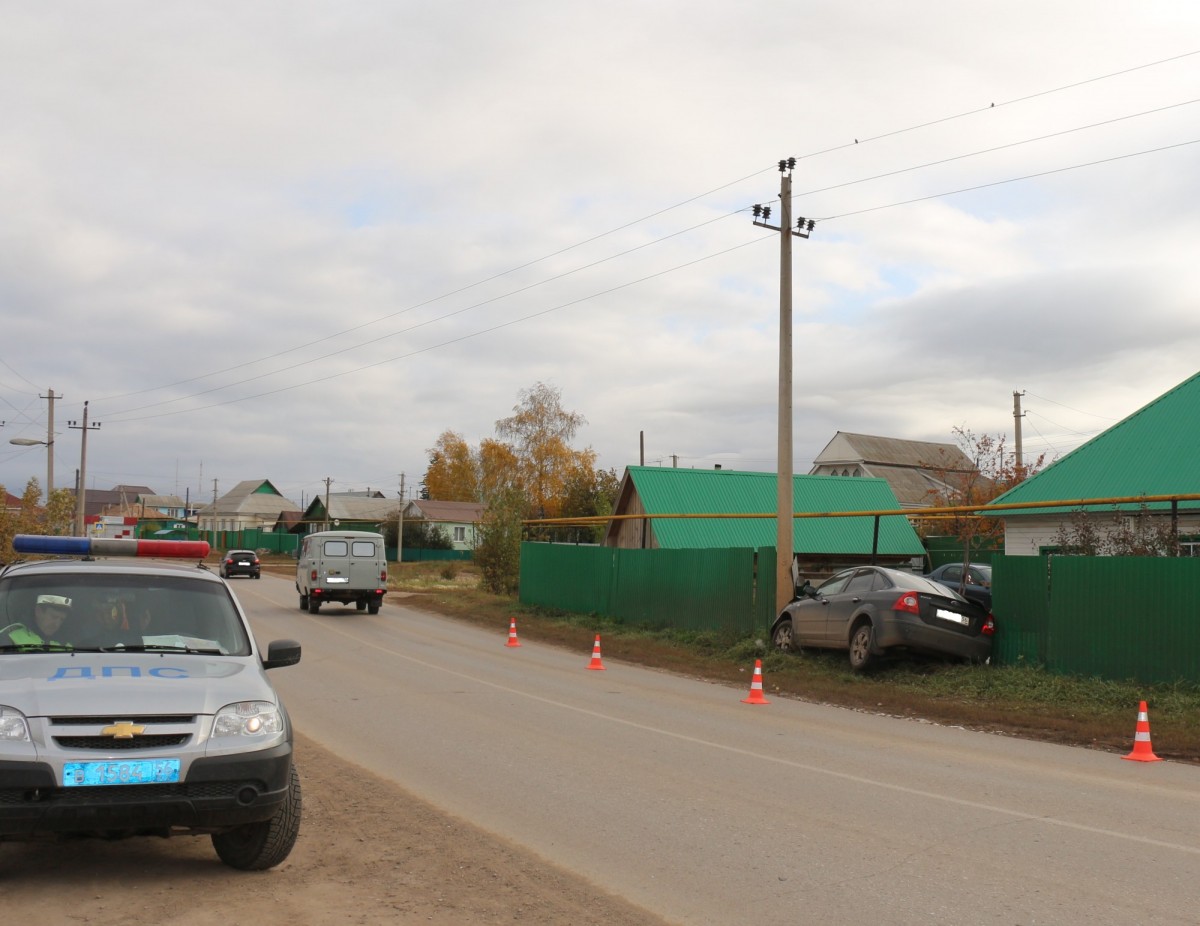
300;492;401;534
70;484;156;521
988;370;1200;555
134;494;190;520
402;499;485;551
604;466;924;573
3;491;21;515
809;432;977;509
196;479;302;536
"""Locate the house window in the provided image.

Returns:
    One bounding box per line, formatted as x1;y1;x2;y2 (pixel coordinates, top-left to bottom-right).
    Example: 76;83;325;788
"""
454;526;466;542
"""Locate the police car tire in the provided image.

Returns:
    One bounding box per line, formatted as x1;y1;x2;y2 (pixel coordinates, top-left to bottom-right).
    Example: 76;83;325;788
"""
211;763;302;871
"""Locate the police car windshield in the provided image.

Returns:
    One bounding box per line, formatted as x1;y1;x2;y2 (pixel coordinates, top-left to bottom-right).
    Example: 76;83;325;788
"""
0;573;251;657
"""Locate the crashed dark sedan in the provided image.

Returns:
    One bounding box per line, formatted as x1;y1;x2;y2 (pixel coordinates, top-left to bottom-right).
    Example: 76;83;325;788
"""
770;565;994;670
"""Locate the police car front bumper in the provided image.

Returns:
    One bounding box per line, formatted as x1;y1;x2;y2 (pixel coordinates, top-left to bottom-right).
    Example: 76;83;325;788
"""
0;742;293;838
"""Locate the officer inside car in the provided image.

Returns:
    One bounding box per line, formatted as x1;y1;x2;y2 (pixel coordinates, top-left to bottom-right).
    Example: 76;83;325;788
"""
2;593;72;647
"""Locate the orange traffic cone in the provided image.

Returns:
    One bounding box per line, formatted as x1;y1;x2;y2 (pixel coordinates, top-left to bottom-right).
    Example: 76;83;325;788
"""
1122;700;1162;762
586;634;606;670
741;659;770;704
505;618;522;648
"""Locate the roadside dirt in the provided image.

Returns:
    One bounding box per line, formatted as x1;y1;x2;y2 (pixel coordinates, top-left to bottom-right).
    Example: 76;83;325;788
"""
0;730;671;925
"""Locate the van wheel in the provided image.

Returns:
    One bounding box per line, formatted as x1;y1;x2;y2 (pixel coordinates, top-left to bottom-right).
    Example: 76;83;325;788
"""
368;602;380;615
307;599;320;614
298;594;308;611
356;601;367;611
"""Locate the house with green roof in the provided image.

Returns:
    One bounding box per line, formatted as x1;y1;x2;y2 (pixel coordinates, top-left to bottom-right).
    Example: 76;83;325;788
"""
604;466;924;573
987;370;1200;555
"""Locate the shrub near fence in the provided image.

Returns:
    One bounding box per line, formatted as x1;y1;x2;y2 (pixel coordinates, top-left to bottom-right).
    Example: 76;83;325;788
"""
519;543;776;637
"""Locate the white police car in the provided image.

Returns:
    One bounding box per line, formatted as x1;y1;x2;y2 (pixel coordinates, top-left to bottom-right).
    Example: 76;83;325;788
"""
0;535;302;870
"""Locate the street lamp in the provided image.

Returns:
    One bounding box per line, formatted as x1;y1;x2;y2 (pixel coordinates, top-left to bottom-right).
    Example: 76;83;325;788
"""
8;436;54;500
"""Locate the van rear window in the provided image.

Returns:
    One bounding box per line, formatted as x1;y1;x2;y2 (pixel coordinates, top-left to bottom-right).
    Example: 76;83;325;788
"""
322;541;348;556
351;541;377;556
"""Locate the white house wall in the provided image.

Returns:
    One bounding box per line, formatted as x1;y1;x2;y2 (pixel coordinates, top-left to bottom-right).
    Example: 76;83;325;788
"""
1003;514;1200;556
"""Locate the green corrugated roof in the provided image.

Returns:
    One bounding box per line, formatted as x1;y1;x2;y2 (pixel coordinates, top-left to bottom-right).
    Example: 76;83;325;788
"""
625;466;924;555
989;370;1200;516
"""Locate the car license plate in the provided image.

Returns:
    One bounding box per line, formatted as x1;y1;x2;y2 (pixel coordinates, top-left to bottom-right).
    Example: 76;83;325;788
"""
326;576;349;583
63;759;181;787
935;608;969;625
236;560;250;566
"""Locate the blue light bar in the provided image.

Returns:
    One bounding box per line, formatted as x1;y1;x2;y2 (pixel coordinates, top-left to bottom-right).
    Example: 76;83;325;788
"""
12;535;211;559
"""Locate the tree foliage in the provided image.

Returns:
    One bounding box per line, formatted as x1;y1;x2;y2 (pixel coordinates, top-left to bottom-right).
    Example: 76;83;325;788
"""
473;486;526;594
921;428;1048;563
1;479;76;558
421;382;618;591
495;381;589;519
558;462;621;543
422;431;478;502
1052;504;1182;557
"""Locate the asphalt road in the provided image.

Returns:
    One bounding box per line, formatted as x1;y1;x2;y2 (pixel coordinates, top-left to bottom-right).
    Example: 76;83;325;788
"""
239;574;1200;925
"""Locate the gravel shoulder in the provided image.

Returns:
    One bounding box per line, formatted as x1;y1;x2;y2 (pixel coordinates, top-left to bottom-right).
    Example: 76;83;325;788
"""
1;730;673;925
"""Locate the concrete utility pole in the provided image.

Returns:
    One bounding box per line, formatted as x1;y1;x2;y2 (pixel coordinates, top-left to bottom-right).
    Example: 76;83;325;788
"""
43;388;57;499
211;480;219;549
67;402;101;536
323;477;333;530
753;158;816;614
1013;390;1026;469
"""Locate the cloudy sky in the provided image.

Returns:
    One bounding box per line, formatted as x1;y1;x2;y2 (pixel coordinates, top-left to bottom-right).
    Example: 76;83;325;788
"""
1;2;1197;508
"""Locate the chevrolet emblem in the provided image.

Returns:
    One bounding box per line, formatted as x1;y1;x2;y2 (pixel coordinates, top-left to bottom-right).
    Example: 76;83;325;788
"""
102;722;146;739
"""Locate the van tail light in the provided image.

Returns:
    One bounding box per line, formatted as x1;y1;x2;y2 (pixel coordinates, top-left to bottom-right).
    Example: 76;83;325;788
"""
981;613;996;636
310;569;318;581
892;592;921;615
380;570;388;582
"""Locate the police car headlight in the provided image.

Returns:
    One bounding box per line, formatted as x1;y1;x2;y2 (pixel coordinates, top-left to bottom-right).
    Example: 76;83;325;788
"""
213;701;283;738
0;705;31;742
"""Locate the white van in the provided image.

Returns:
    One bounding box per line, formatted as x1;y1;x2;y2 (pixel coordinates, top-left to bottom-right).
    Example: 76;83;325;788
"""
296;530;388;614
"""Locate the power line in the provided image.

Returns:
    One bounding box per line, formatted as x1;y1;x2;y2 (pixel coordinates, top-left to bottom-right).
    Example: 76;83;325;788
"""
818;138;1200;221
792;98;1199;205
86;50;1200;414
106;238;768;423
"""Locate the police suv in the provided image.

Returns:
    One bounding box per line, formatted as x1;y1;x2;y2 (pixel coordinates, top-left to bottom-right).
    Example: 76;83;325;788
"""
0;535;302;870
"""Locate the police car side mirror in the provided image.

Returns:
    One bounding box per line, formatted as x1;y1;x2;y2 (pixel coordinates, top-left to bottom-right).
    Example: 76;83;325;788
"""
263;638;302;669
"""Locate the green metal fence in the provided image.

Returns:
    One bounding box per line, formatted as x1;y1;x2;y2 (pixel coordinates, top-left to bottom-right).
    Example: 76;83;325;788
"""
519;543;776;637
992;554;1200;683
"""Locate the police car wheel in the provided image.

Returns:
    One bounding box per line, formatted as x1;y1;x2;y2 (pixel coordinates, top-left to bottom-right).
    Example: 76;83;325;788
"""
212;763;302;871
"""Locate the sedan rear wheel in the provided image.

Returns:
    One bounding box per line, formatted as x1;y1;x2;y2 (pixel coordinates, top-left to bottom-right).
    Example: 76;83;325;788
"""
848;622;874;671
771;618;794;652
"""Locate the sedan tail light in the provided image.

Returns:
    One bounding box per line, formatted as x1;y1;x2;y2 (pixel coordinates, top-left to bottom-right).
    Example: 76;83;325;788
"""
981;613;996;636
892;592;921;615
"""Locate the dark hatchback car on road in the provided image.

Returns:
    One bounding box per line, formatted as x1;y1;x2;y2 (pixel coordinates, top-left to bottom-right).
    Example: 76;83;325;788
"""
220;549;261;580
925;562;992;610
771;565;994;670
